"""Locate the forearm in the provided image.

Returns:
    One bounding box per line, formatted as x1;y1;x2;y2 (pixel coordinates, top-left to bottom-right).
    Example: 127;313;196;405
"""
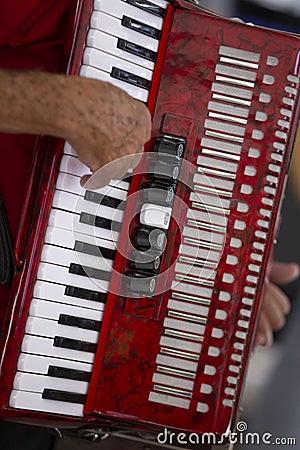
0;68;151;178
0;69;69;138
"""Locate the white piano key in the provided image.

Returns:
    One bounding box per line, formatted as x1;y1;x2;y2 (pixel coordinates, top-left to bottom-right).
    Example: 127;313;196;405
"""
58;179;127;202
146;0;169;7
25;316;99;343
56;172;83;195
80;65;148;102
94;0;164;30
45;226;117;252
29;298;103;322
83;47;152;81
37;262;109;292
14;372;88;395
17;353;92;375
22;335;95;363
90;11;159;51
9;390;84;416
87;29;155;70
63;142;77;156
33;281;106;311
49;209;120;242
108;178;130;191
140;203;172;229
40;244;113;272
60;154;88;177
85;184;128;201
53;191;124;223
78;196;124;222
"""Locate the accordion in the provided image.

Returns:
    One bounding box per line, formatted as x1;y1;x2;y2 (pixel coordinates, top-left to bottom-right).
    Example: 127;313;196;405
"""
1;0;300;439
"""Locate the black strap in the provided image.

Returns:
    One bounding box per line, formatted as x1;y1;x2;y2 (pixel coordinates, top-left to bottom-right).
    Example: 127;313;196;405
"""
0;194;15;284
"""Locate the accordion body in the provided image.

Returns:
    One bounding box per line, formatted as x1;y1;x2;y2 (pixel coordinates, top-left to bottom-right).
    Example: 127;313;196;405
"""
1;0;300;438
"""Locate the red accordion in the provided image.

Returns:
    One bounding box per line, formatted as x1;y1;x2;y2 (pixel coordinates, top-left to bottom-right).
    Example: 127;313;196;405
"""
1;0;300;439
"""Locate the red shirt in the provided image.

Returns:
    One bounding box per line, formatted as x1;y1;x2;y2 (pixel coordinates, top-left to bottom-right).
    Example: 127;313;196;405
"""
0;0;74;310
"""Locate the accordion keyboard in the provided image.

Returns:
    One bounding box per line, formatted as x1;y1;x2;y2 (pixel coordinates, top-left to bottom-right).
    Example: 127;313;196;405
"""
9;0;170;416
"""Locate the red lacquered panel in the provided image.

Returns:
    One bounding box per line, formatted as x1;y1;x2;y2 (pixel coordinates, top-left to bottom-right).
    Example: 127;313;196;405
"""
88;7;300;435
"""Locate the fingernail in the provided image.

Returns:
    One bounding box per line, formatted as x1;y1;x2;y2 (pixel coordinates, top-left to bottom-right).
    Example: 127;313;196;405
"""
255;334;266;346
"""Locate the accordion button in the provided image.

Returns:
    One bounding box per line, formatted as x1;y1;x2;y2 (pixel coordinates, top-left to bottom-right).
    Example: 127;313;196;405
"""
134;226;166;252
126;272;157;296
151;157;181;182
153;136;186;159
142;182;176;207
128;249;161;272
140;203;172;230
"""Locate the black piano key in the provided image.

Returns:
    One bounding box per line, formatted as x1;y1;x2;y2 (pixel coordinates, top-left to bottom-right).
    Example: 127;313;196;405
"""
48;365;91;382
69;263;111;282
58;314;102;332
122;16;161;40
64;286;107;303
54;336;97;353
124;0;166;18
84;190;123;209
117;38;157;62
80;212;122;232
111;67;151;90
42;388;86;404
123;174;132;184
80;212;110;229
74;240;116;260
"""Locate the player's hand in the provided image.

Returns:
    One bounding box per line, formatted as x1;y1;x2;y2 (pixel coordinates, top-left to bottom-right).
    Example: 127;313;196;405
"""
61;76;151;185
255;262;299;346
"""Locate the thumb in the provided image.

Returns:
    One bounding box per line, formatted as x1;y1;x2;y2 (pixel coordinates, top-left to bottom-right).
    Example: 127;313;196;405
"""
270;261;300;285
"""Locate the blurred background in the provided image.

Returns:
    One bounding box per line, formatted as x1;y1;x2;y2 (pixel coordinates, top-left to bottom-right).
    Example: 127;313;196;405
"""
199;1;300;449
